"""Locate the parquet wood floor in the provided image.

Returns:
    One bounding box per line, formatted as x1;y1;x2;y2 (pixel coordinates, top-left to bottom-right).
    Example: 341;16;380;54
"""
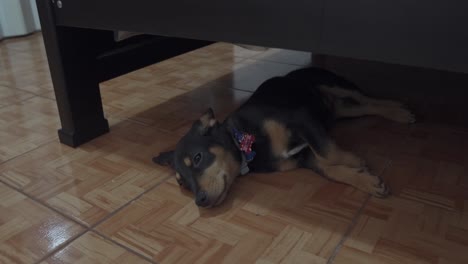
0;33;467;263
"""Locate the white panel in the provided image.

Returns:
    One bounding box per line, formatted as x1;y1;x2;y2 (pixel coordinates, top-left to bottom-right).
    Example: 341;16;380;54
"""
0;0;41;39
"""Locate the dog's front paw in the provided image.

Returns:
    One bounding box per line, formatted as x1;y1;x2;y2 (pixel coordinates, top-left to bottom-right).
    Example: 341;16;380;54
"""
346;168;391;198
389;107;416;124
340;151;367;168
357;170;390;198
371;176;390;198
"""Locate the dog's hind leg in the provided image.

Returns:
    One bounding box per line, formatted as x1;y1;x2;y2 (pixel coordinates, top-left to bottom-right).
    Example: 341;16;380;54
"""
319;85;403;107
313;161;389;198
312;141;364;168
335;99;415;123
305;140;389;197
319;85;415;123
297;123;389;197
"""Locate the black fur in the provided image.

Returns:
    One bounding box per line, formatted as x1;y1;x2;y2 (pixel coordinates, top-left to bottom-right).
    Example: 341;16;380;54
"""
153;66;400;207
224;67;354;171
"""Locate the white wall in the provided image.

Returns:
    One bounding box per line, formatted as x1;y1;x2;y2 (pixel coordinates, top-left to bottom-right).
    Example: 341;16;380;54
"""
0;0;41;40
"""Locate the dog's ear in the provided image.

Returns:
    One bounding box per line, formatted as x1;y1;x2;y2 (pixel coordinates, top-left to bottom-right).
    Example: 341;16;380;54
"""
152;151;175;168
199;108;216;128
194;108;217;135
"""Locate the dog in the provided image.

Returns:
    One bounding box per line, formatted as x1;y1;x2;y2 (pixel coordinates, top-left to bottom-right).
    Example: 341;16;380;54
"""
153;67;415;208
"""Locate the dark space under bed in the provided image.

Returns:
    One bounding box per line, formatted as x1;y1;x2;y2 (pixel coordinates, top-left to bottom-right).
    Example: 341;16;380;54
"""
36;0;468;147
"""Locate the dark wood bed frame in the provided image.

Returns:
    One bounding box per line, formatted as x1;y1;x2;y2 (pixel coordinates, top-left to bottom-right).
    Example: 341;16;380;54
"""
36;0;468;147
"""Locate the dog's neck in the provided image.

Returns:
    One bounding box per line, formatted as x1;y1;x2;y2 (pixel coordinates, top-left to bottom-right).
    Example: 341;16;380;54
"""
221;120;256;175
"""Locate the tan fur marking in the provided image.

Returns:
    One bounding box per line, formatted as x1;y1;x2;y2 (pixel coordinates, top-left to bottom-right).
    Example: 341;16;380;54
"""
263;119;289;158
320;85;413;123
278;159;298;172
335;103;414;123
320;85;403;107
320;142;363;168
183;157;192;167
315;163;384;196
309;142;388;197
175;172;181;180
196;146;240;205
209;146;240;183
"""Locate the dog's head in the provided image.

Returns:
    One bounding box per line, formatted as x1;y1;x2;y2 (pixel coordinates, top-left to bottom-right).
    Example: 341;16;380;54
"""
153;109;242;208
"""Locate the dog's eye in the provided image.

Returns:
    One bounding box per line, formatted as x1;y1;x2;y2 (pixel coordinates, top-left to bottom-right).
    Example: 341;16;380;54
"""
193;153;202;166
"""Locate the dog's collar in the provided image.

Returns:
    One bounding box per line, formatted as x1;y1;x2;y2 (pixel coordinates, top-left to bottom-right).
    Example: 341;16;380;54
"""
230;127;256;175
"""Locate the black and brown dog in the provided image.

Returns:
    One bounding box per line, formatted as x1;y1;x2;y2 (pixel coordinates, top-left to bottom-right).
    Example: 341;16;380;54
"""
153;67;415;208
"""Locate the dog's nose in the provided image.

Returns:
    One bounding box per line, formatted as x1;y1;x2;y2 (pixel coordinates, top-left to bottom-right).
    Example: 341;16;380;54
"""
195;191;209;207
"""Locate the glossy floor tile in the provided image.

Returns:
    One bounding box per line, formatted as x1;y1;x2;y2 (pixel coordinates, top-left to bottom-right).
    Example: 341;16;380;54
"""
0;47;52;95
0;97;60;162
0;85;35;108
0;183;84;264
100;59;251;128
220;59;302;92
331;123;468;264
0;121;178;226
334;196;468;264
251;48;312;66
187;42;267;59
1;32;468;264
40;232;151;264
95;172;369;263
112;84;252;134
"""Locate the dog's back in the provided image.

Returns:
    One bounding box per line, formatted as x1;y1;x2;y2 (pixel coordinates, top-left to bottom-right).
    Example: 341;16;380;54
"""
224;67;345;172
285;67;362;92
229;67;344;132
